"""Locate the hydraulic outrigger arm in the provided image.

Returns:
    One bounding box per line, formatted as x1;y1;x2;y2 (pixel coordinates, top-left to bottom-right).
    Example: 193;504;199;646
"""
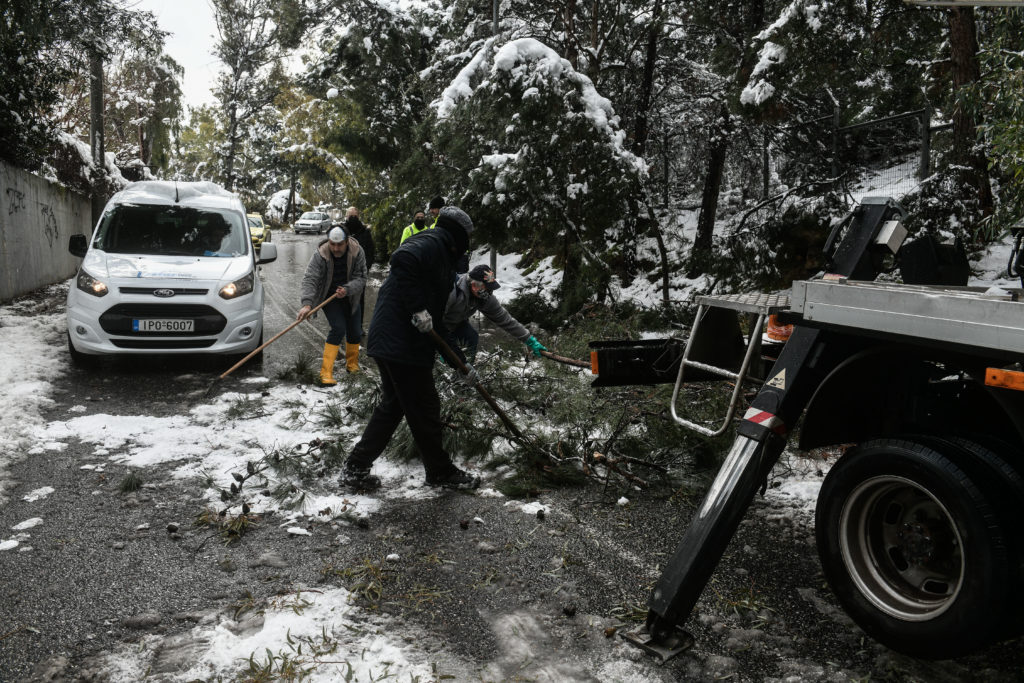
617;198;907;661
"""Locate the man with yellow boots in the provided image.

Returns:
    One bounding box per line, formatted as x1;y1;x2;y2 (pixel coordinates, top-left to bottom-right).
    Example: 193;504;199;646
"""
298;224;368;384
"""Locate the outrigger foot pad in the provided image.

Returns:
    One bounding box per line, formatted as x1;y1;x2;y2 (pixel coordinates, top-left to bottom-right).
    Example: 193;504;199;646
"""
620;623;695;664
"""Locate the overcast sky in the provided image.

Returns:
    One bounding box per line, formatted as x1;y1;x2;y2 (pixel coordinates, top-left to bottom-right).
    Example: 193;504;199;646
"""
135;0;220;110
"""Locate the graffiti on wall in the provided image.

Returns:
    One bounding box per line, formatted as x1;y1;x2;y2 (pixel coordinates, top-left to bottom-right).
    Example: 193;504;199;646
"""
41;204;59;248
6;187;26;215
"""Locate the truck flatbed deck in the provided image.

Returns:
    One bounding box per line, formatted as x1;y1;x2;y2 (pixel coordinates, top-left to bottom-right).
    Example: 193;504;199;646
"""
787;279;1024;359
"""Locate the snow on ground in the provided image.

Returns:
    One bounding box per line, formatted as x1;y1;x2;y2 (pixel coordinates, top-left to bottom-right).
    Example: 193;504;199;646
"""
0;284;68;504
94;587;449;683
1;217;1018;678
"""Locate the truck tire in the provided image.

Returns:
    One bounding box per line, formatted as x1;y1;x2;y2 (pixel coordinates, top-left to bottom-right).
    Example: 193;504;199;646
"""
815;438;1011;659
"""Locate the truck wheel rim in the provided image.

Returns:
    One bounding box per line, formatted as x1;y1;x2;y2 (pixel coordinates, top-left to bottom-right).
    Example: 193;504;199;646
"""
838;475;963;622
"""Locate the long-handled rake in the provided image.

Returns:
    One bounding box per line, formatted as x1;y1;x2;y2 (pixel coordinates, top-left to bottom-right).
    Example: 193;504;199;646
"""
203;293;339;396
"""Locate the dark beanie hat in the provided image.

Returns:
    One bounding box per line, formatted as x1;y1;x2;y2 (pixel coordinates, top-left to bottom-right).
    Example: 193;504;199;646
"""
468;264;500;291
435;206;473;236
429;195;445;210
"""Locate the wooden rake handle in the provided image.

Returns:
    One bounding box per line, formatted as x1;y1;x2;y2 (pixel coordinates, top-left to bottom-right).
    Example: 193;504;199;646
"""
218;293;339;380
427;328;526;440
539;349;590;369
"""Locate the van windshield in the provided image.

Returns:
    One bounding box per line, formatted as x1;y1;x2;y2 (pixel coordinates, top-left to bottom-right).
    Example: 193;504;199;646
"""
92;204;249;257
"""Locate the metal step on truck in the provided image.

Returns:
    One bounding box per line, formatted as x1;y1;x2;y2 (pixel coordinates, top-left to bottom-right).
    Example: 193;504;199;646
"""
590;196;1024;661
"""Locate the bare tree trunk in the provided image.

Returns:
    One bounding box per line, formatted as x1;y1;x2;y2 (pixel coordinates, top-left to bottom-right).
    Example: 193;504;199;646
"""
948;6;994;215
223;100;238;191
89;48;106;224
688;110;730;279
286;169;298;223
632;0;661;159
563;0;578;69
137;103;149;168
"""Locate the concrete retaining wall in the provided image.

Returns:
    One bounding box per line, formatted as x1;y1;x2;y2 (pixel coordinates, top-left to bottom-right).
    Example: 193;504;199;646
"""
0;161;93;302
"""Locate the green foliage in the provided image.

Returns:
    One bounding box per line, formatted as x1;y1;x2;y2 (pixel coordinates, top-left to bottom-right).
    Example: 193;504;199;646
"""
973;10;1024;232
900;166;987;246
119;470;143;493
274;350;319;384
1;0;168;171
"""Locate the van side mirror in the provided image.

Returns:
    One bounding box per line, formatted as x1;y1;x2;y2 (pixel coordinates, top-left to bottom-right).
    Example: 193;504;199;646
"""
257;242;277;265
69;234;88;258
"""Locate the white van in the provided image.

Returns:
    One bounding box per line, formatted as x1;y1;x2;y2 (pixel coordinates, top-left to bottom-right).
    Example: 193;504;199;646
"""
66;181;278;363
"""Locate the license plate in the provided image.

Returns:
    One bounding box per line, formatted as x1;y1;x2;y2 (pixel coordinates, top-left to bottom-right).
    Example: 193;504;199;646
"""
132;318;194;333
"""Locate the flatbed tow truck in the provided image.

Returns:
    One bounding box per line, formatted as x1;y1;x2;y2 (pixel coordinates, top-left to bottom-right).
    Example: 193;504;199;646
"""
591;197;1024;660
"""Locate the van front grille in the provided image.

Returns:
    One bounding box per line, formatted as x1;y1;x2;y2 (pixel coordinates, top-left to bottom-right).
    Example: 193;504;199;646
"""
110;339;217;349
99;304;226;336
118;287;209;296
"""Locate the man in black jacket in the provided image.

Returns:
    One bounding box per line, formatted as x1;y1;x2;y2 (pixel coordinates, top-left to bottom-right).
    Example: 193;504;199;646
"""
343;207;376;335
341;206;481;492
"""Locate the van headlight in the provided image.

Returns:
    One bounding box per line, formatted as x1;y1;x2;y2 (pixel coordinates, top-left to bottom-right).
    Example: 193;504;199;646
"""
219;271;255;299
76;269;108;297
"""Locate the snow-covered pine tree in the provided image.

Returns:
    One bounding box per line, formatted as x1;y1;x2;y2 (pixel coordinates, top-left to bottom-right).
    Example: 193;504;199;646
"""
428;37;646;309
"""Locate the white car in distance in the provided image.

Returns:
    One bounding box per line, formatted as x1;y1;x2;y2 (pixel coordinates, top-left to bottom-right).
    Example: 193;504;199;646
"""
293;211;331;234
66;180;278;364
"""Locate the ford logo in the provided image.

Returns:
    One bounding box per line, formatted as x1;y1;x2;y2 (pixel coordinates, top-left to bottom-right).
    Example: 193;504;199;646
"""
153;289;176;298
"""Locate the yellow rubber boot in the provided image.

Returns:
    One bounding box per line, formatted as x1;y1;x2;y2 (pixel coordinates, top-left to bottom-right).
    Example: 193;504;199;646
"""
345;343;360;373
319;343;340;386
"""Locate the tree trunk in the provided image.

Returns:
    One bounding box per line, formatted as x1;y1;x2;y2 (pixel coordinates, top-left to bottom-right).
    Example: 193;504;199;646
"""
286;170;297;223
223;100;238;191
563;0;578;69
89;47;105;225
632;0;661;159
688;111;730;279
948;7;994;215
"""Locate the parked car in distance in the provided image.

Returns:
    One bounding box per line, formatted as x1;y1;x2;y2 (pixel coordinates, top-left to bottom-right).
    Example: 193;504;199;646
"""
66;180;278;365
293;211;331;234
247;213;271;250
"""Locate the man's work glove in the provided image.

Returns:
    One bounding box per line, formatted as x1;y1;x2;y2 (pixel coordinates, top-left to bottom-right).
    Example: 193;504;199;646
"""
411;309;432;333
525;335;548;357
459;363;480;387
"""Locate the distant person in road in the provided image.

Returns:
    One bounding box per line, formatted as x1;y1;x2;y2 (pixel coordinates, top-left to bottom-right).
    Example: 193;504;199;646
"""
343;206;376;336
341;206;481;492
400;210;430;244
427;195;445;226
298;225;367;382
425;196;469;273
443;264;547;363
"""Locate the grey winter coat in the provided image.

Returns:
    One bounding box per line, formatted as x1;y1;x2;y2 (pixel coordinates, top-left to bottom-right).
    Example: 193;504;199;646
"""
300;238;367;314
442;273;529;342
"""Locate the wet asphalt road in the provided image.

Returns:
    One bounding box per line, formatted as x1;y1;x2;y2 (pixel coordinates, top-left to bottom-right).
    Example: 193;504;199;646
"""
3;237;1024;681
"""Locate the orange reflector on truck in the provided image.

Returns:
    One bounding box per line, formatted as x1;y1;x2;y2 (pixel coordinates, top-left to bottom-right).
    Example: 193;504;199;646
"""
985;367;1024;391
591;350;599;375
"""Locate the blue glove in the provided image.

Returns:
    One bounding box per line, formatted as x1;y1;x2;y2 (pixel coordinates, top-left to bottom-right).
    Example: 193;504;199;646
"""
525;335;547;357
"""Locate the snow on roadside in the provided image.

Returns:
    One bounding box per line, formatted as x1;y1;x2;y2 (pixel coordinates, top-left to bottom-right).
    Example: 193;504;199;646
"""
94;587;463;682
0;286;67;503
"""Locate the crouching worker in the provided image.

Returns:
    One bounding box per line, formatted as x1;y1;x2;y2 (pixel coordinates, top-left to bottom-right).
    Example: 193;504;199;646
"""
340;207;481;492
443;264;547;363
298;225;367;384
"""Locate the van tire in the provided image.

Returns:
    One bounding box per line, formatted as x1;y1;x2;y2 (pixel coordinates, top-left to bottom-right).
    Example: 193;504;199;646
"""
67;333;97;369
